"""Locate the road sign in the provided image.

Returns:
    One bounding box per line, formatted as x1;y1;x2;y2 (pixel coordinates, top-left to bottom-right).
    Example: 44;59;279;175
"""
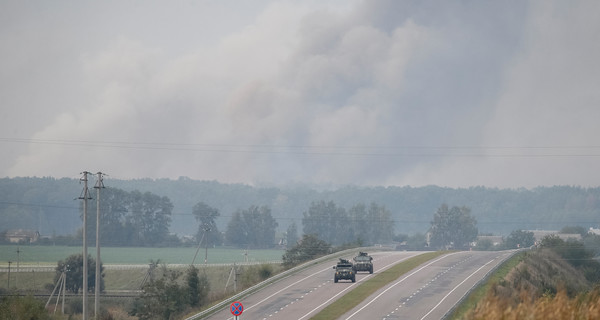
230;301;243;316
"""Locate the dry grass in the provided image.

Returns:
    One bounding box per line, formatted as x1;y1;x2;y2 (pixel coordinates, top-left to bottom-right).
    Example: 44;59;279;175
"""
459;248;600;320
465;287;600;320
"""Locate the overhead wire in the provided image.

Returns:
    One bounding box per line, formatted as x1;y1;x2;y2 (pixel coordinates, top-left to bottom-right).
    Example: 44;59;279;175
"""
2;137;600;158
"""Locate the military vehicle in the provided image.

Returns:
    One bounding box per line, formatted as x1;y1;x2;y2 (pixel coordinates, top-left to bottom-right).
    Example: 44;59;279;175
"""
352;252;373;274
333;258;355;283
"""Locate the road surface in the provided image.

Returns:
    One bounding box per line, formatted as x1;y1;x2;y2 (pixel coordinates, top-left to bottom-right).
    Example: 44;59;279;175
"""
342;250;514;320
203;250;514;320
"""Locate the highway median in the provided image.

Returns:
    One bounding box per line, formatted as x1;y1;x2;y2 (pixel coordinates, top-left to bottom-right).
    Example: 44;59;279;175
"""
311;251;448;320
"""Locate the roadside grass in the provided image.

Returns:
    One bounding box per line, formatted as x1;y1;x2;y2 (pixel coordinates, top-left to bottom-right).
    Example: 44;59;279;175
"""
448;250;525;320
311;251;447;320
0;263;285;294
0;245;285;295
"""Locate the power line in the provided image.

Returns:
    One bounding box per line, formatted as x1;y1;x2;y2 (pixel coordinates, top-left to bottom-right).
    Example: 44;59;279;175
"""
2;137;600;158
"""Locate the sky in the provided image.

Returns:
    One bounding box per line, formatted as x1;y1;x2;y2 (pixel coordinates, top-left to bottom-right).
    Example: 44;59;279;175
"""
1;0;599;189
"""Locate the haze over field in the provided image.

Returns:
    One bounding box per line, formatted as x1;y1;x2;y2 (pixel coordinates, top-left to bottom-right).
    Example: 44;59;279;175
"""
1;1;599;188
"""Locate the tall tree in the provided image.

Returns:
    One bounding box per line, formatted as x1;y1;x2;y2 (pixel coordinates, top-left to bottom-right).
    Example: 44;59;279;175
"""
225;205;278;248
348;204;368;245
88;187;130;246
243;205;278;248
128;191;173;246
430;204;478;249
192;202;221;246
185;265;209;307
366;203;394;245
225;211;246;247
302;201;346;245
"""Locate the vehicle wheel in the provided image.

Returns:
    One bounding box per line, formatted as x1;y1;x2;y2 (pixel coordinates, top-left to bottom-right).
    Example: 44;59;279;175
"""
369;267;373;274
334;277;338;283
352;276;356;283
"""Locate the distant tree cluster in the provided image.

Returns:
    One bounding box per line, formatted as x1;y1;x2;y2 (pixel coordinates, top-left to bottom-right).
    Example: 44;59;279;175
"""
429;204;478;250
225;205;278;248
302;201;394;246
504;230;535;249
88;189;173;247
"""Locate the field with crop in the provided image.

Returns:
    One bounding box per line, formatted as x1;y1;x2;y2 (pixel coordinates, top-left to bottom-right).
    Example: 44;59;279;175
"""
0;245;285;294
0;245;284;265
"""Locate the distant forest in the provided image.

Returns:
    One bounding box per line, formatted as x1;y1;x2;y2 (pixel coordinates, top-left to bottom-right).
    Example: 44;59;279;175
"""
1;177;599;241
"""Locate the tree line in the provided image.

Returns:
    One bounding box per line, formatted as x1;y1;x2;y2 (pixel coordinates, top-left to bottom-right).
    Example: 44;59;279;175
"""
77;187;400;248
302;201;395;246
3;177;600;239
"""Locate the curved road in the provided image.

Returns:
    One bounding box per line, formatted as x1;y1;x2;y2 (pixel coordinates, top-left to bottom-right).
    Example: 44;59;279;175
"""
204;250;514;320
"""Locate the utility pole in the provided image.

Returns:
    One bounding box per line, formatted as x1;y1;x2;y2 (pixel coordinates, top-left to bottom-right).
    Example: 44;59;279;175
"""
94;172;105;319
7;261;10;289
16;246;20;289
79;171;92;320
204;225;211;265
191;224;211;266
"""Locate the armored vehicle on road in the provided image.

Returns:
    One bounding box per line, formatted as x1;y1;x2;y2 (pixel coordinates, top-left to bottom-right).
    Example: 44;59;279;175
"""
333;258;355;283
352;252;373;274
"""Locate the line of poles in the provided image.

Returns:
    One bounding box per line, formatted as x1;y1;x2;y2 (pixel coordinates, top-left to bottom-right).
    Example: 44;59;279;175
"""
79;171;105;320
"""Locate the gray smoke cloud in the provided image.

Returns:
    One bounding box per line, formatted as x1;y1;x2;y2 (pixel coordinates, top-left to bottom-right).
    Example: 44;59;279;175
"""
1;0;599;188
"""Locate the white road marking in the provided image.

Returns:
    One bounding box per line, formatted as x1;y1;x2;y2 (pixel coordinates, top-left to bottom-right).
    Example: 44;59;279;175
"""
345;252;459;320
419;258;495;320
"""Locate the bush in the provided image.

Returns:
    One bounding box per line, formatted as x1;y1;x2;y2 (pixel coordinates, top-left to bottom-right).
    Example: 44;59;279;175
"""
0;295;51;320
282;234;330;268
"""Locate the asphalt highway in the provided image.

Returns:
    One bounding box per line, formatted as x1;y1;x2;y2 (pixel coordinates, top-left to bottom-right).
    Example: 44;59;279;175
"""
203;250;514;320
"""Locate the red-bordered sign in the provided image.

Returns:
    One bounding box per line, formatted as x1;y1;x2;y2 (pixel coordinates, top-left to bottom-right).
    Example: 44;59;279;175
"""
230;301;243;316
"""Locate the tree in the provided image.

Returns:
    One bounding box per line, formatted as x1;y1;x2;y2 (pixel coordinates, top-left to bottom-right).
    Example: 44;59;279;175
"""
475;238;495;251
87;187;130;246
286;222;299;247
429;204;478;250
226;205;278;248
131;265;210;319
55;254;104;293
282;234;331;267
192;202;220;246
366;203;394;245
348;204;369;245
302;201;346;245
505;230;535;249
131;266;186;320
225;211;246;247
560;226;587;237
85;188;175;247
128;191;173;246
185;265;209;307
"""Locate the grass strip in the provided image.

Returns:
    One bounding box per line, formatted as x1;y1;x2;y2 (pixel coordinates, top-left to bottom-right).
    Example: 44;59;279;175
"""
448;251;526;320
311;251;447;320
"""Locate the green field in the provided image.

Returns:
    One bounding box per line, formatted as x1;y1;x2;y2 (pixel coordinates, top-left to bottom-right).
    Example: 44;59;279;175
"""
0;245;284;265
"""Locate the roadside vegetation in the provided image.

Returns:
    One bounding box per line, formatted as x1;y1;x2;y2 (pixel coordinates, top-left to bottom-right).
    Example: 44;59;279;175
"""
452;235;600;319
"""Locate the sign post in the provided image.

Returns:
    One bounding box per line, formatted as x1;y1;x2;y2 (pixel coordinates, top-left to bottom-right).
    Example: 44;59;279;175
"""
230;301;243;319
